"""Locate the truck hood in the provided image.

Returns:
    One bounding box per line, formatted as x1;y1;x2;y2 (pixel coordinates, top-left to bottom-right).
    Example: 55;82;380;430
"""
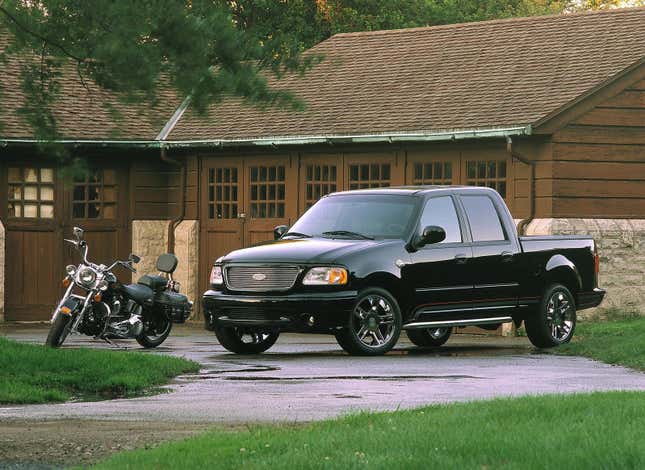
219;238;400;265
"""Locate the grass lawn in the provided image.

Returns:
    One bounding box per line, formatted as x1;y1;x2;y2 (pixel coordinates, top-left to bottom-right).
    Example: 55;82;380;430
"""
558;314;645;371
92;391;645;469
0;336;199;404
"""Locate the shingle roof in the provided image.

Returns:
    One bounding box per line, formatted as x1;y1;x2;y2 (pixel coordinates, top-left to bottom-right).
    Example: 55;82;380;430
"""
168;7;645;141
1;8;644;142
0;32;182;140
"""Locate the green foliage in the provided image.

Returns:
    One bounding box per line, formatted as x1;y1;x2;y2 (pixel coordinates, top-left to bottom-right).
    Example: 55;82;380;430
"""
0;336;199;404
559;315;645;371
93;391;645;469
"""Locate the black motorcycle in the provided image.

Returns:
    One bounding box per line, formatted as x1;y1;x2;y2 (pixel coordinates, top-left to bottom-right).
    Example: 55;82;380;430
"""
46;226;192;348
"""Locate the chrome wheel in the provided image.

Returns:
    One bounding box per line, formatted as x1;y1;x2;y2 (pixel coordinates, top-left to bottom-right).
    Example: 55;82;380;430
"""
352;294;396;348
546;291;574;342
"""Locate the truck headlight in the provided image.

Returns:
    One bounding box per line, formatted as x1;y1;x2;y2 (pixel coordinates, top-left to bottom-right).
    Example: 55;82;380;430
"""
210;266;224;285
302;267;348;285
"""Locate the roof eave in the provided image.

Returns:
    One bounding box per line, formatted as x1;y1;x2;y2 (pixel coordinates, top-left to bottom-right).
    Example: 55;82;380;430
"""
0;125;532;149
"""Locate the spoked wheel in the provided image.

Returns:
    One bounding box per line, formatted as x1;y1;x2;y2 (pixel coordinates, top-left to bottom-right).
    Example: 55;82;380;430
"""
214;326;279;354
45;313;72;347
406;327;452;348
335;287;402;356
525;284;576;348
136;316;172;348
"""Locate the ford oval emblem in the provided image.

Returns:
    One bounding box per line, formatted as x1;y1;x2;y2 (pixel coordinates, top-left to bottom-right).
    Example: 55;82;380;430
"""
252;273;267;281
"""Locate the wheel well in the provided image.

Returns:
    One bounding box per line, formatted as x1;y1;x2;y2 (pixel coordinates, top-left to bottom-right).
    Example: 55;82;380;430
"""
360;273;412;319
545;267;580;301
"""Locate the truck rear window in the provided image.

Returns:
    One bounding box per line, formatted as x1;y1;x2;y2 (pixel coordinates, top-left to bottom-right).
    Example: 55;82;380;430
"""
461;195;507;242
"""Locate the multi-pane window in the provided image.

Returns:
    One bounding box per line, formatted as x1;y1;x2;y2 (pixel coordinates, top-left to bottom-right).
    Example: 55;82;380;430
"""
249;165;286;218
348;163;390;190
412;161;453;185
72;169;116;219
305;164;337;209
7;167;55;218
466;159;507;198
208;167;238;219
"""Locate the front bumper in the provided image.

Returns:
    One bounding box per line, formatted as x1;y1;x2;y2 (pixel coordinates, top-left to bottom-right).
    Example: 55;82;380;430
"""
202;290;357;333
577;288;606;310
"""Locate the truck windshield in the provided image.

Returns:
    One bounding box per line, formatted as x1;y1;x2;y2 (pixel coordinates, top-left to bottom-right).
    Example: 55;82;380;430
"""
288;194;418;240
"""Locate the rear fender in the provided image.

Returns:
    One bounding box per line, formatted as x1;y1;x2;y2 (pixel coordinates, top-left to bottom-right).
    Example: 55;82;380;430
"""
544;255;582;293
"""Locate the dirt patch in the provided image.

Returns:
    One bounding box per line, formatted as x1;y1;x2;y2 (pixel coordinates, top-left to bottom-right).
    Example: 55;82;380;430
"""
0;419;213;467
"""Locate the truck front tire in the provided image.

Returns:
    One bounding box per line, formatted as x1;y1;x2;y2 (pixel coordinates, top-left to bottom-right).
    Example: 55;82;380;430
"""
335;287;402;356
525;283;577;348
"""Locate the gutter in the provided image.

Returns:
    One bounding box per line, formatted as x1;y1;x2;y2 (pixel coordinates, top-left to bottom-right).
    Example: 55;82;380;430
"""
0;125;532;148
159;144;186;254
506;136;535;236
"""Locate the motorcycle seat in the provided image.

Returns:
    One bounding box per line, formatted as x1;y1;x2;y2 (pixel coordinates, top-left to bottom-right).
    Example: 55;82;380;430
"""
122;283;154;305
138;274;168;292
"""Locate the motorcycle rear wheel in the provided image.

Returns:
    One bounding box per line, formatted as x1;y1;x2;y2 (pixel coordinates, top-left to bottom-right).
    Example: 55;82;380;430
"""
136;316;172;348
45;313;72;347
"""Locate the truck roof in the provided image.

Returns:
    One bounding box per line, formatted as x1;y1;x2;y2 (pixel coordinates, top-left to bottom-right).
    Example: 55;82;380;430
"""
328;185;500;197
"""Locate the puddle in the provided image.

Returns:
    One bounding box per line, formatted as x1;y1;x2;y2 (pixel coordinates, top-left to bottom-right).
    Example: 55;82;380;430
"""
224;374;482;382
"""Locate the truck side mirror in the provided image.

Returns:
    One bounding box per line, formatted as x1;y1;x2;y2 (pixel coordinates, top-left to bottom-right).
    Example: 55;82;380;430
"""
417;225;446;247
274;225;289;240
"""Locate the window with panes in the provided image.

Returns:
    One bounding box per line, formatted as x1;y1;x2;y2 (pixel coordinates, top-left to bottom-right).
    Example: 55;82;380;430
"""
7;167;55;218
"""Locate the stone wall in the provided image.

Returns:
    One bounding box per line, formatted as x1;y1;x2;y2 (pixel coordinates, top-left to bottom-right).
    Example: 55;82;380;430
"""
174;220;199;316
131;220;170;283
525;218;645;317
131;219;200;319
0;220;4;322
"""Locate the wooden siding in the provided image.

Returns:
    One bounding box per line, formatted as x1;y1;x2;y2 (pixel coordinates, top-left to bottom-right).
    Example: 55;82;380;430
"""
549;78;645;218
130;155;199;220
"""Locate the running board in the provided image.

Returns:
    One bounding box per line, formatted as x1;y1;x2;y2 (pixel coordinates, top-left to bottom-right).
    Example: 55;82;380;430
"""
403;316;513;330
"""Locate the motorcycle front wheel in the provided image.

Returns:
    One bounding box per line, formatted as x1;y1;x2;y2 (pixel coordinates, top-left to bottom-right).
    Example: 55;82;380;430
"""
136;316;172;348
45;313;72;347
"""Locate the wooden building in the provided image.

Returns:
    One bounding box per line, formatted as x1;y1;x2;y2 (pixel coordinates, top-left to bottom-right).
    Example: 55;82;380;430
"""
1;8;644;322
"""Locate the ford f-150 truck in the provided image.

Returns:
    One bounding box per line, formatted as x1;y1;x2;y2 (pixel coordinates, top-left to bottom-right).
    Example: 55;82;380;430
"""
203;186;605;356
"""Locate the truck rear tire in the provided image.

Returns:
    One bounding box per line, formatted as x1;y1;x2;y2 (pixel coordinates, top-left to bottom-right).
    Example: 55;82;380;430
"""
406;327;452;348
525;283;576;348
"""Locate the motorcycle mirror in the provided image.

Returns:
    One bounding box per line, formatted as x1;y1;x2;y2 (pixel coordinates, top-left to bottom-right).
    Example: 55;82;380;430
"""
73;226;84;240
129;253;141;264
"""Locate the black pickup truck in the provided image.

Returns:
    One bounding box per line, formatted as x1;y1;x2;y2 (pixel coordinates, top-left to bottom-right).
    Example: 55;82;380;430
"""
203;186;605;356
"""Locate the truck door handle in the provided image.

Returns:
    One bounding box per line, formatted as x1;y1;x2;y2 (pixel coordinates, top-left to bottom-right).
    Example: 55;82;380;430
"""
501;251;514;262
454;254;468;264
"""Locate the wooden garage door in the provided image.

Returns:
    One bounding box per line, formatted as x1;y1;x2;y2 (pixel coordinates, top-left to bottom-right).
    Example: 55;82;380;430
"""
199;155;298;296
3;164;130;321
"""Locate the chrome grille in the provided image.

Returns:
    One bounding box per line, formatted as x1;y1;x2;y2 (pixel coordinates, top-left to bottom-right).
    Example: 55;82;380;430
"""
225;265;300;291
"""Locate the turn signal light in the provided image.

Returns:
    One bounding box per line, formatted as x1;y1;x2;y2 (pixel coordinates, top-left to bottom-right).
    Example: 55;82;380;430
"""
60;306;72;316
62;277;71;288
93;293;103;302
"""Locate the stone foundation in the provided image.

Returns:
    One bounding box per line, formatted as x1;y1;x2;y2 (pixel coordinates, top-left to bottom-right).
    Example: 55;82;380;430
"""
174;220;200;317
0;220;5;322
131;220;199;319
525;218;645;318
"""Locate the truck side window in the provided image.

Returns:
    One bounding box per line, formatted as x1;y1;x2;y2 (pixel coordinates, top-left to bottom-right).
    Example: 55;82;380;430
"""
461;195;507;242
419;196;462;243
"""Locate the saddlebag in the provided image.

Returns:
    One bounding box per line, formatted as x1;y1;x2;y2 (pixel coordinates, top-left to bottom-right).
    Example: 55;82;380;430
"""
153;291;192;323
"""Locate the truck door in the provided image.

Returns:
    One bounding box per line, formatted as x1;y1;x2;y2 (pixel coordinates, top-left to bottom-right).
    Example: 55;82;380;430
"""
404;195;473;319
458;193;520;317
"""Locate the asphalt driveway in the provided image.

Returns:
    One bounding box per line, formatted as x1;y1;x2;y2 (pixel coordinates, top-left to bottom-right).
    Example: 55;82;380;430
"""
3;324;645;424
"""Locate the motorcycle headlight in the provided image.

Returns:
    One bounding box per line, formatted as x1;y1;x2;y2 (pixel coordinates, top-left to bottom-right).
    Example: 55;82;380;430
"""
210;266;224;285
77;267;97;287
302;267;348;285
